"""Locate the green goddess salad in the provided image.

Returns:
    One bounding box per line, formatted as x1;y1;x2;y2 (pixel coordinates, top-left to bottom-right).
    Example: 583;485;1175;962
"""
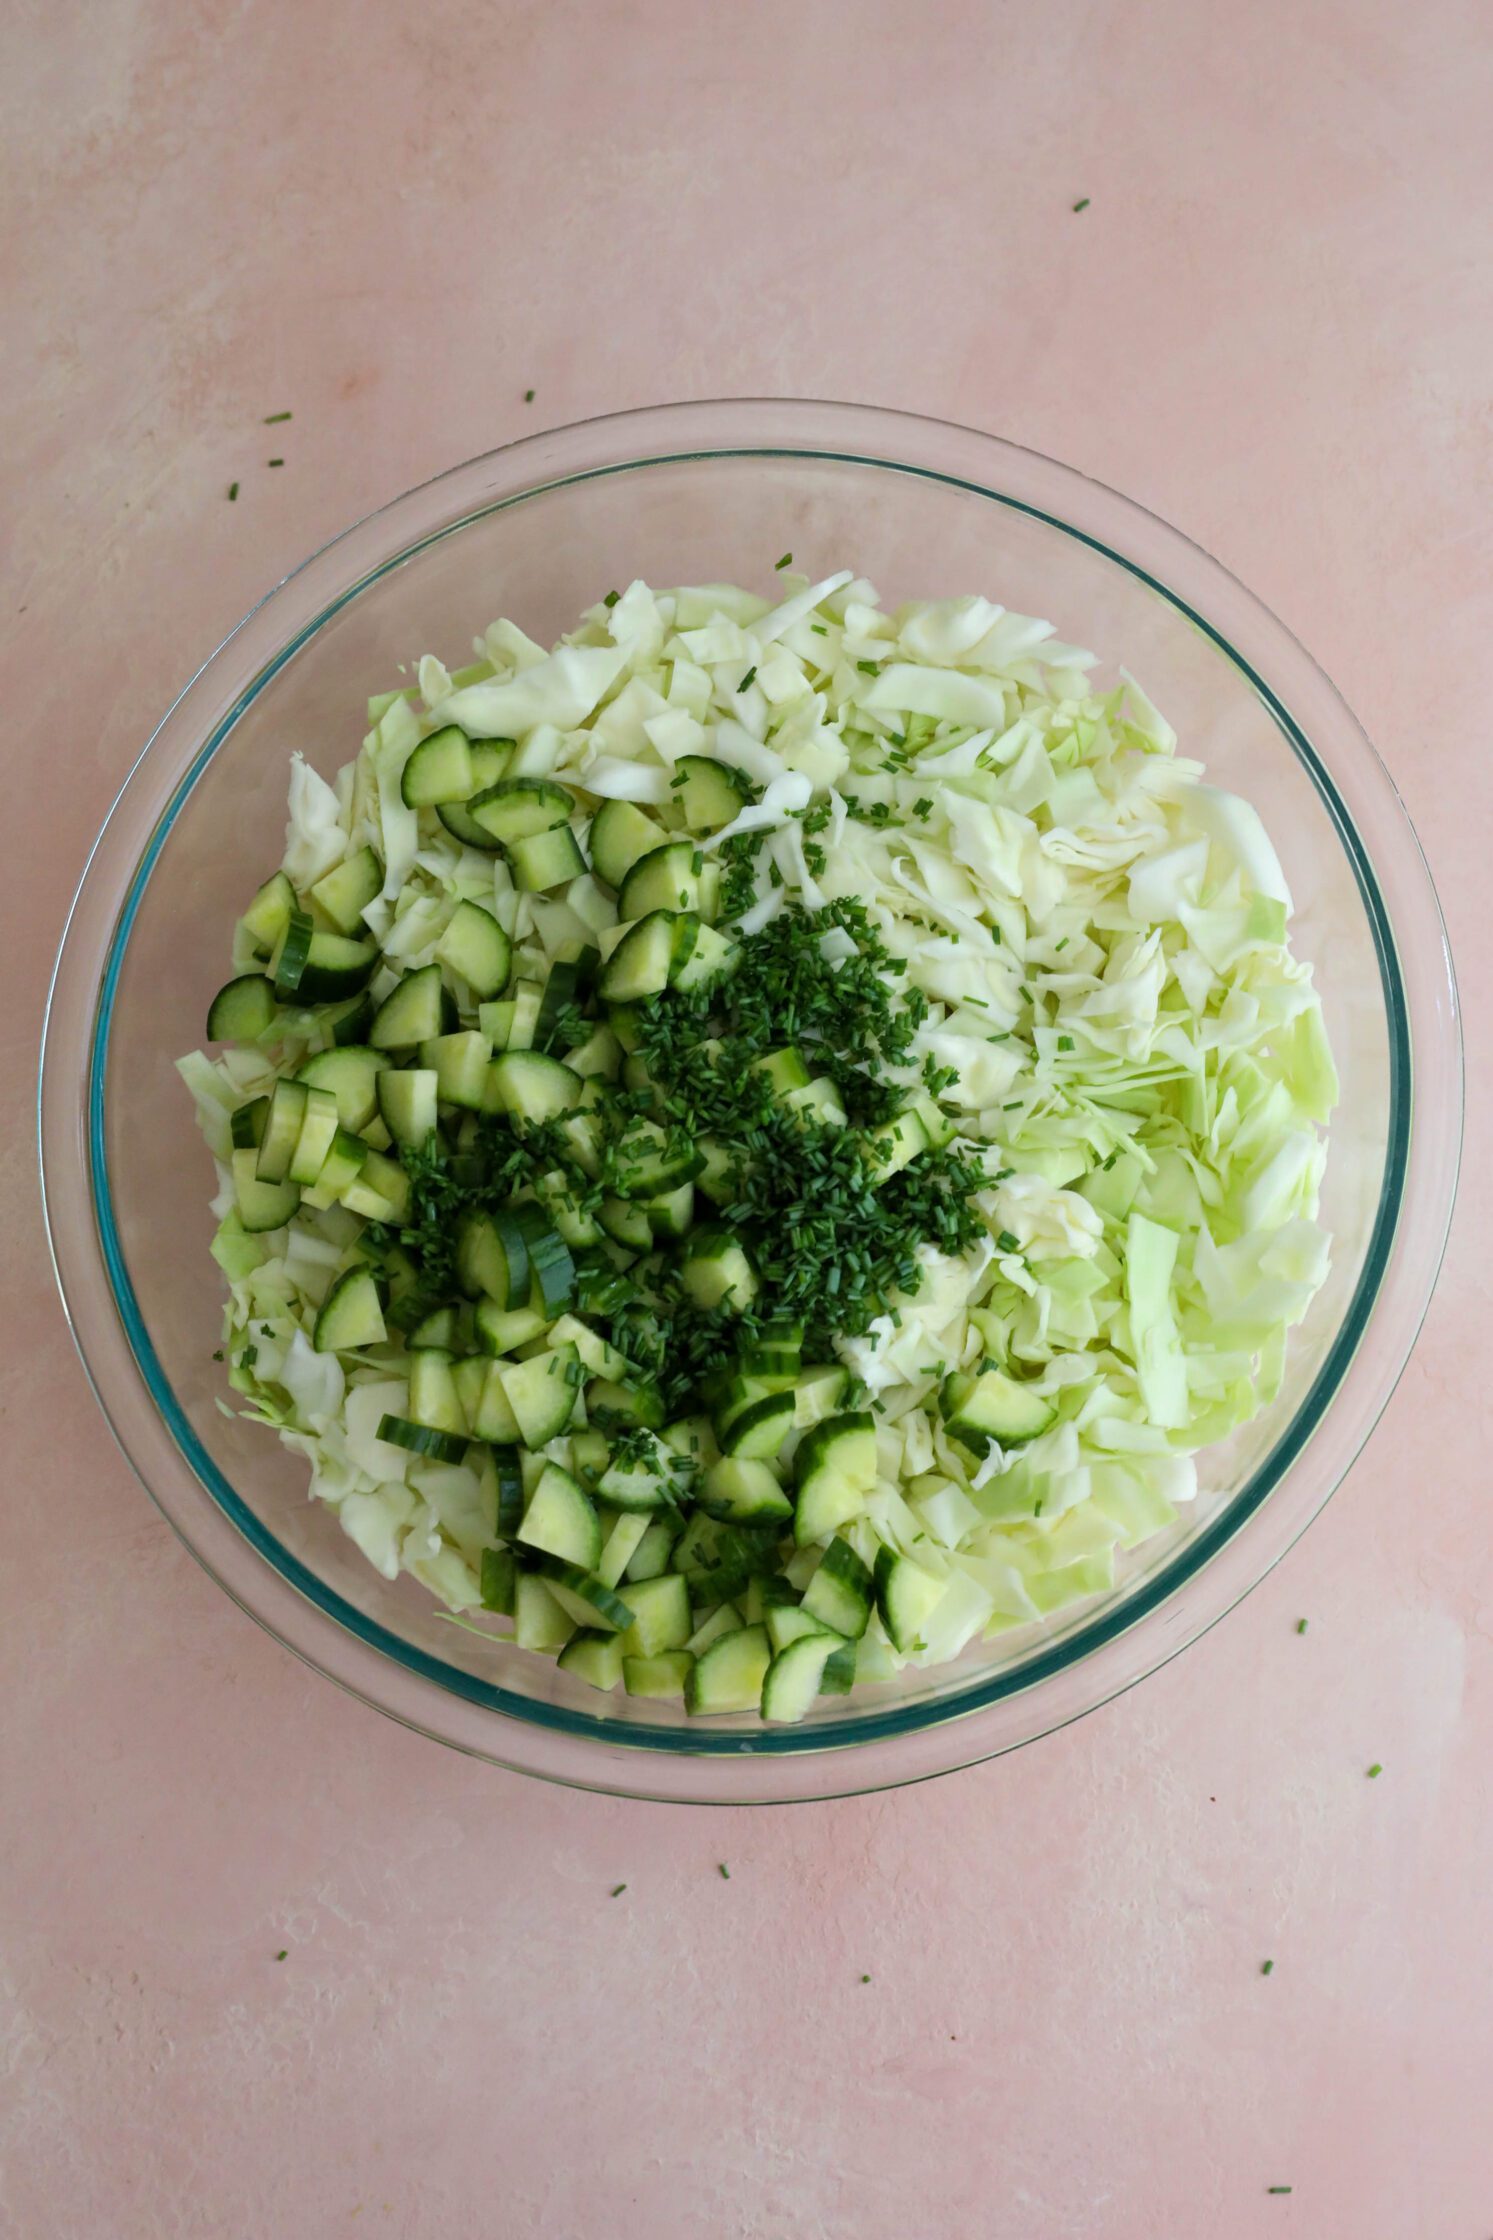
178;567;1337;1721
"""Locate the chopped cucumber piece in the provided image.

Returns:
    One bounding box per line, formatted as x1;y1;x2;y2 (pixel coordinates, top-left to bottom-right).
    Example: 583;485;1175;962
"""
670;755;751;833
313;1265;386;1353
298;1044;391;1131
436;900;511;998
686;1624;771;1715
761;1631;838;1723
401;725;475;807
940;1365;1057;1451
518;1462;601;1570
468;778;574;844
619;840;700;920
309;846;381;935
231;1147;299;1233
623;1651;692;1699
598;911;676;1002
370;964;456;1051
619;1571;691;1656
376;1066;438;1148
499;1347;581;1443
206;974;277;1043
793;1411;877;1546
240;869;296;954
589;799;667;890
873;1546;948;1651
557;1628;625;1691
801;1535;874;1639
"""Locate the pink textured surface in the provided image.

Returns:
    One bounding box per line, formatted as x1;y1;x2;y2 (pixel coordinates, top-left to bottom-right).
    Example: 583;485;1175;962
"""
3;3;1489;2233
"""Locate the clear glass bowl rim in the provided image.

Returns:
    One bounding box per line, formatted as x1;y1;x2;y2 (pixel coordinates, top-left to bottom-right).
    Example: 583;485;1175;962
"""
39;397;1462;1803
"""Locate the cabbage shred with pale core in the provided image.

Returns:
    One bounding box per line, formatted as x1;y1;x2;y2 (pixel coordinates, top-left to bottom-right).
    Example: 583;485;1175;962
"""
179;568;1336;1681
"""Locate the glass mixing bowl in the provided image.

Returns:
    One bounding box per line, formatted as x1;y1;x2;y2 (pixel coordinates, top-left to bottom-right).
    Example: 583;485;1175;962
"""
40;400;1460;1802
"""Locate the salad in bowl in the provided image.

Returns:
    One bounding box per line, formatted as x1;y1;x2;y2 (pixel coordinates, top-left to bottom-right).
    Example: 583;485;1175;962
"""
179;563;1335;1724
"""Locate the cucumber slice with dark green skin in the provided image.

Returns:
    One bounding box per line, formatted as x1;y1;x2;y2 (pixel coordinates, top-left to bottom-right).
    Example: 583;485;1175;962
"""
617;1571;691;1656
512;1207;576;1315
533;959;593;1052
231;1147;300;1232
793;1411;878;1545
469;1361;523;1440
309;846;382;935
606;1118;704;1200
873;1546;948;1651
623;1650;692;1699
479;1546;516;1617
586;1378;666;1431
940;1365;1056;1451
685;1623;771;1715
505;823;587;893
716;1389;795;1460
407;1351;467;1434
318;990;376;1046
288;1085;340;1185
540;1563;637;1635
401;725;475;807
819;1639;858;1694
376;1065;438;1148
299;1126;368;1210
499;1348;581;1444
801;1535;874;1639
206;974;278;1043
698;1457;794;1523
680;1227;757;1312
517;1462;601;1570
270;907;314;995
436;739;514;847
761;1631;838;1723
556;1626;626;1689
230;1096;268;1150
420;1030;493;1110
670;755;752;833
598;911;677;1002
312;1265;387;1352
588;798;667;890
513;1573;574;1651
487;1446;524;1539
487;1050;585;1122
468;778;575;844
455;1209;530;1305
370;964;457;1051
670;919;736;991
298;1045;392;1131
474;1301;549;1356
296;932;379;1003
254;1078;308;1182
406;1304;464;1351
240;870;297;955
618;840;701;921
435;900;511;998
375;1413;468;1464
595;1432;680;1514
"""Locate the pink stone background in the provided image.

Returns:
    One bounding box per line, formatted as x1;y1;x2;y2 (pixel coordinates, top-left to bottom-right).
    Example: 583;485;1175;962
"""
4;2;1491;2233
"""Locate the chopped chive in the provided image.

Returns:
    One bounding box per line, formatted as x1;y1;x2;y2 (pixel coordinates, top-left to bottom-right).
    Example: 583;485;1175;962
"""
603;589;620;608
774;551;793;570
856;659;879;676
1072;196;1091;212
1054;936;1069;951
718;1862;730;1879
267;458;284;467
810;622;828;635
1261;1959;1274;1976
226;482;239;501
1296;1618;1308;1634
737;666;757;693
1057;1035;1075;1052
212;1349;224;1361
262;410;293;424
275;1949;288;1961
1267;2186;1292;2196
1019;984;1035;1004
997;1230;1020;1252
1366;1762;1383;1779
524;388;535;402
860;1973;871;1983
610;1883;627;1896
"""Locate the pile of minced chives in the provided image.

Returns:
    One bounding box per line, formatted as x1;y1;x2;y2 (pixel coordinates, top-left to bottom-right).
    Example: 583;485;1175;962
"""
375;897;988;1413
